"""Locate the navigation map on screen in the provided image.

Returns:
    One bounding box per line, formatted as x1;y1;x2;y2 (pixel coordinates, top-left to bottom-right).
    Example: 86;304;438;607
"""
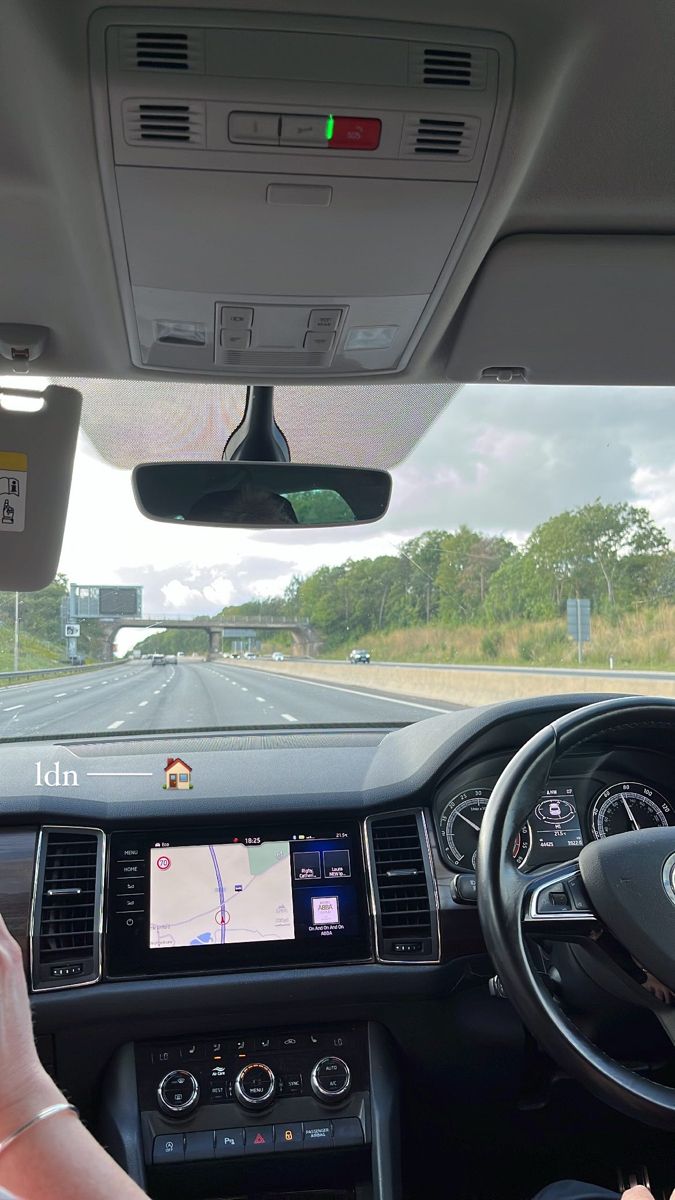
149;841;295;949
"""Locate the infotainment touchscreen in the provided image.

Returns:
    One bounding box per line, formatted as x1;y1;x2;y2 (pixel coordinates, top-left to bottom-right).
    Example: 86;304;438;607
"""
106;824;370;979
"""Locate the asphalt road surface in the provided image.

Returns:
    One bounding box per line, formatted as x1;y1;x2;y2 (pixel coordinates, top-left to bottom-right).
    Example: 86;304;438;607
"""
0;661;461;739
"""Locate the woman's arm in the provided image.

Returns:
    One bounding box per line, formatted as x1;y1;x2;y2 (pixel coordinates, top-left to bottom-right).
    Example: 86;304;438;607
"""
0;912;146;1199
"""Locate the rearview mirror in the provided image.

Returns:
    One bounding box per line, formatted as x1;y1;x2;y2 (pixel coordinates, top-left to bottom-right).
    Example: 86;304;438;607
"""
132;462;392;528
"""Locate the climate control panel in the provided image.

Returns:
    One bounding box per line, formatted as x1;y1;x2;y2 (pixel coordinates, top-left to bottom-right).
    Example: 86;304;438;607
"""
136;1025;370;1170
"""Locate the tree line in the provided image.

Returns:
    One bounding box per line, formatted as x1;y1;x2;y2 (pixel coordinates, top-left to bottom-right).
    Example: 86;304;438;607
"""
13;499;668;661
217;500;674;649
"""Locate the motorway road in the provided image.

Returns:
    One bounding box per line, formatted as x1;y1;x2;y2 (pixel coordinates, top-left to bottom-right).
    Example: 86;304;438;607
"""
0;660;461;739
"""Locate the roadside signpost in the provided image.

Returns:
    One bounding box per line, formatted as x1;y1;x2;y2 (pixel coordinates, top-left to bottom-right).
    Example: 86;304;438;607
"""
65;585;143;661
567;598;591;664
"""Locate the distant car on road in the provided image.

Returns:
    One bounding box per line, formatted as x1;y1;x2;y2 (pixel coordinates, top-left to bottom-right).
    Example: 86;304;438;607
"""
348;648;371;664
244;651;258;659
272;652;285;661
164;653;178;665
151;653;166;666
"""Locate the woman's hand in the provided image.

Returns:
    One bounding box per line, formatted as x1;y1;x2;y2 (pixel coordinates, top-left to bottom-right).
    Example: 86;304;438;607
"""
0;911;63;1143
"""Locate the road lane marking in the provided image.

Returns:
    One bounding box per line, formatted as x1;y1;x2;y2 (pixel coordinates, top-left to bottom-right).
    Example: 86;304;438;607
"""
3;704;24;711
256;696;266;702
139;700;149;707
54;692;67;698
82;686;92;690
153;690;161;694
246;670;450;713
126;711;135;715
240;687;248;692
107;720;124;729
281;713;298;722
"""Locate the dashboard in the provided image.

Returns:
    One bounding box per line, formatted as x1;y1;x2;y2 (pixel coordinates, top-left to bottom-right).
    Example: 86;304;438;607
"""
1;693;674;1195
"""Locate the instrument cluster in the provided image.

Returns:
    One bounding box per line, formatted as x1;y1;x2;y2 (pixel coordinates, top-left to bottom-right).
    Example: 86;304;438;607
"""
434;759;674;873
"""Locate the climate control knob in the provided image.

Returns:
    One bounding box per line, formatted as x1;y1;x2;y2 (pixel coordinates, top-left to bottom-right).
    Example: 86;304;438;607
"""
310;1056;351;1102
157;1069;200;1118
234;1062;276;1110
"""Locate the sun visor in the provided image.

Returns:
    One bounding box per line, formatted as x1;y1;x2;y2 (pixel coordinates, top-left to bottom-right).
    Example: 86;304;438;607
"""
0;384;81;590
446;235;675;385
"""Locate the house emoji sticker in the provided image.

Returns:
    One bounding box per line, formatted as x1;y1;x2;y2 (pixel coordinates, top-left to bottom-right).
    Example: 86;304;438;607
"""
163;756;193;790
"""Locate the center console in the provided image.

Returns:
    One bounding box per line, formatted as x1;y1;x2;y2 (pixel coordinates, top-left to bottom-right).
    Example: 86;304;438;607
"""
138;1024;369;1166
99;1022;398;1200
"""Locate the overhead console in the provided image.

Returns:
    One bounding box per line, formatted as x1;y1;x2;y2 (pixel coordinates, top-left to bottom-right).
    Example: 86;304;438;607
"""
89;9;513;378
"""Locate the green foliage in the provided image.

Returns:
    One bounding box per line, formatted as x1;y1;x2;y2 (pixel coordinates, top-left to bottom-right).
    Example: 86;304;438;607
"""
436;528;515;624
480;631;503;659
213;500;675;652
139;628;210;655
285;489;354;524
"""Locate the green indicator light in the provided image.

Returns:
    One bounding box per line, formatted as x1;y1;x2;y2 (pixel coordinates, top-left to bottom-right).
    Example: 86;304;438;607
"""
325;114;335;141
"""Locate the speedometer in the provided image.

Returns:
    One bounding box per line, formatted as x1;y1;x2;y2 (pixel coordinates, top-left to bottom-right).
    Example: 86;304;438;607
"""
590;781;673;839
439;787;531;870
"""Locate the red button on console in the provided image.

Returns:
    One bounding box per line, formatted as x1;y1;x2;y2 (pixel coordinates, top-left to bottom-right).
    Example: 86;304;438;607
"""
329;117;381;151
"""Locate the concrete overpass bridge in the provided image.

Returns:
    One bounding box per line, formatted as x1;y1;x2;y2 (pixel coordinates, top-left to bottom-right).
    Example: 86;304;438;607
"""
102;614;320;660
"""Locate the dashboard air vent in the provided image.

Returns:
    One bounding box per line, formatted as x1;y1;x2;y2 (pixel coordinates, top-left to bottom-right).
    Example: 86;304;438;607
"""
408;44;488;90
400;114;480;161
366;811;439;962
31;828;104;991
119;28;205;73
123;101;206;147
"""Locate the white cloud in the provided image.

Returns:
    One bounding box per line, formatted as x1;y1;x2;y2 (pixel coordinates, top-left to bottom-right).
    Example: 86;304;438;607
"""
161;580;203;609
203;576;236;607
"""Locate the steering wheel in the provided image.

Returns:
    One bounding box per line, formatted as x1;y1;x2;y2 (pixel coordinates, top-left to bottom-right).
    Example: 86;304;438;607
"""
478;695;675;1130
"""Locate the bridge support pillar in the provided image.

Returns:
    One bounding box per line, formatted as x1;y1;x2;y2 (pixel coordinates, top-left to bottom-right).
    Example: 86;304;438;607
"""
207;629;222;661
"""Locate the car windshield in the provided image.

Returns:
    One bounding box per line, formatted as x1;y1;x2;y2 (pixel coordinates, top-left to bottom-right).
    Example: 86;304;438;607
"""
3;380;675;739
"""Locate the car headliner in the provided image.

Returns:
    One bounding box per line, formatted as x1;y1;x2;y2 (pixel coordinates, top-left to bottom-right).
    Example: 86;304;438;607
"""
0;0;672;409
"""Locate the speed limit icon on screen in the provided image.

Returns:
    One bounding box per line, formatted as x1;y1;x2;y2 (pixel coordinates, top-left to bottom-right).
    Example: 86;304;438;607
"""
156;855;171;871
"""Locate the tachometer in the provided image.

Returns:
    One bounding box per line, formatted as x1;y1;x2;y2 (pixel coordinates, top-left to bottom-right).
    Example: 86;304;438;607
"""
590;781;673;840
439;787;531;870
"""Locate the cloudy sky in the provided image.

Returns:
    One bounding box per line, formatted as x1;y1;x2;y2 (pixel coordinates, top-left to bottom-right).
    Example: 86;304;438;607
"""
51;382;675;648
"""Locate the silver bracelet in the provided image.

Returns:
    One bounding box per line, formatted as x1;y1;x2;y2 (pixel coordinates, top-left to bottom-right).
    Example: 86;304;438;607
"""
0;1102;78;1156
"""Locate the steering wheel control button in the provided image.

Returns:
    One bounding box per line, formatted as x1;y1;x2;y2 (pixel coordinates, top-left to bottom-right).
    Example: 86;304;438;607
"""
245;1125;275;1154
274;1123;304;1151
153;1134;185;1164
184;1131;215;1162
566;873;592;911
303;1121;334;1149
157;1069;200;1117
214;1128;245;1158
234;1062;276;1109
536;886;573;915
311;1056;351;1101
333;1117;365;1148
